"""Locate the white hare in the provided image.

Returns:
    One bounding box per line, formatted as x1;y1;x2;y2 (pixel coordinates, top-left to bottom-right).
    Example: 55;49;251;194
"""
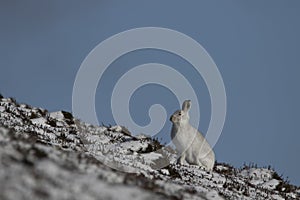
170;100;215;171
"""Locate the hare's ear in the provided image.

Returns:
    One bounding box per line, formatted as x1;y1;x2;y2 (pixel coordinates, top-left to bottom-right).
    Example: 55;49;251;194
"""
182;100;191;112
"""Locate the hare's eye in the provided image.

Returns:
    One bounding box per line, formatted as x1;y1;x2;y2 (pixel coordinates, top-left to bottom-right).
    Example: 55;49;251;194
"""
178;113;182;116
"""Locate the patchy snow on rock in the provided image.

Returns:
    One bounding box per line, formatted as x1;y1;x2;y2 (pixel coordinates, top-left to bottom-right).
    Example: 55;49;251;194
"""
262;179;280;190
205;190;224;200
30;117;47;126
139;152;163;165
49;111;65;120
0;97;299;200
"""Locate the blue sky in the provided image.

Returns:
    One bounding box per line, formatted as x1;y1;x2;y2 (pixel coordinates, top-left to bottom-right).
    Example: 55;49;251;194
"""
1;1;300;185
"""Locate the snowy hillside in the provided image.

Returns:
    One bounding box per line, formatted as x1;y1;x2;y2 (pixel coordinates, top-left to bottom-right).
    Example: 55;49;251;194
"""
0;95;299;200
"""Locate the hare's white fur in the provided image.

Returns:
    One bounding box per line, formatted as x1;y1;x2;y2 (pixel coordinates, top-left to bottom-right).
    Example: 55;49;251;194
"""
170;100;215;171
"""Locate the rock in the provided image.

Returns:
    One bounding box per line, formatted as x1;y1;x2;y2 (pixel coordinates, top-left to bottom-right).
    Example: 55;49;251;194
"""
108;125;131;136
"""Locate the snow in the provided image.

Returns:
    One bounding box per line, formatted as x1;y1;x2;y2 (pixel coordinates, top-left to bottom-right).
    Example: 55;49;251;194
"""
140;152;163;165
30;117;47;126
160;169;170;175
262;179;280;190
49;111;65;120
271;194;285;200
205;190;224;200
0;106;5;112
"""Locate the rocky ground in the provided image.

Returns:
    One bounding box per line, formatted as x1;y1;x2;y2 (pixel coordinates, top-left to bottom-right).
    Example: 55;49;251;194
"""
0;95;299;200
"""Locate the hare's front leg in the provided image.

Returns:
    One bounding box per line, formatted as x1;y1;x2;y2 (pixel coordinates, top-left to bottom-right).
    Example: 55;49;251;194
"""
177;153;186;165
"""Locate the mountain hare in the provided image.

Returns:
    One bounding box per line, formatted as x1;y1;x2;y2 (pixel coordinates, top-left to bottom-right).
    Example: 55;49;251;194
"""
170;100;215;171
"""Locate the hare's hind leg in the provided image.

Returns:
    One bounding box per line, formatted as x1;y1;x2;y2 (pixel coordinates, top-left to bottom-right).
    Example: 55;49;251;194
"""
200;159;214;172
177;153;186;165
195;159;208;171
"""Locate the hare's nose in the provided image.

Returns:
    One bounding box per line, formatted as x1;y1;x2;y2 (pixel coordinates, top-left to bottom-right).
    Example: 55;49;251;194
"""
169;116;173;121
